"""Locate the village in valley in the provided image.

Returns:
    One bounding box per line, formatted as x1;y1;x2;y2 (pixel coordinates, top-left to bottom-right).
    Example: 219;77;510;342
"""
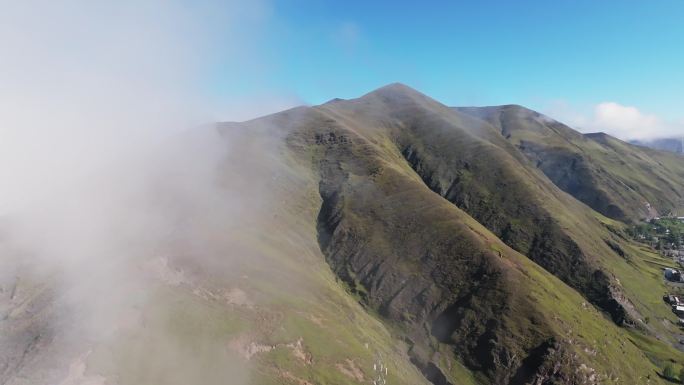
630;216;684;332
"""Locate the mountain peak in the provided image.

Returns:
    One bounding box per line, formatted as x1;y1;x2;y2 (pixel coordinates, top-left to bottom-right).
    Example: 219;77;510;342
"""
362;82;427;99
376;82;415;92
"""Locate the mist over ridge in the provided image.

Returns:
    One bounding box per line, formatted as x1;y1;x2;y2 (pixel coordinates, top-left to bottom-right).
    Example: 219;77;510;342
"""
2;2;684;385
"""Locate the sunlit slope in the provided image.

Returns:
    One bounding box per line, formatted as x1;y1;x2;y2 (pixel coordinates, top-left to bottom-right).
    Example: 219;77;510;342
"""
4;84;684;385
329;84;684;370
234;89;676;384
457;104;684;222
318;85;640;326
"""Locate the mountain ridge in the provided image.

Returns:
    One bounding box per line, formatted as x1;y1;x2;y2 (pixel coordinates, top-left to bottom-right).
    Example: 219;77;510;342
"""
3;83;684;385
278;83;684;383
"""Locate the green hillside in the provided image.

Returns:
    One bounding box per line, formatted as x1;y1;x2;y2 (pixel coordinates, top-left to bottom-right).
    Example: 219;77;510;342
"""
456;104;684;222
3;84;684;385
275;83;683;383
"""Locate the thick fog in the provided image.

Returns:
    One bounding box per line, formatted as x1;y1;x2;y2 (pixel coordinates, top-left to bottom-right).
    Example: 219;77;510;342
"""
0;0;291;212
0;1;294;384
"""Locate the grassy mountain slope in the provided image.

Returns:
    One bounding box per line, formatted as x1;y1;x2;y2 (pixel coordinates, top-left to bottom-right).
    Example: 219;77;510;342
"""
456;105;684;222
253;85;681;383
316;85;645;328
3;84;684;385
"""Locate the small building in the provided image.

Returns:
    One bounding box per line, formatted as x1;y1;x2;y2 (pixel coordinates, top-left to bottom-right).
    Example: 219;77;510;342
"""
665;268;682;281
665;294;683;305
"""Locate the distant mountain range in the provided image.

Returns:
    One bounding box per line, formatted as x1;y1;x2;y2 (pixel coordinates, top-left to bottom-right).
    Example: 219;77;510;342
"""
4;83;684;385
630;137;684;154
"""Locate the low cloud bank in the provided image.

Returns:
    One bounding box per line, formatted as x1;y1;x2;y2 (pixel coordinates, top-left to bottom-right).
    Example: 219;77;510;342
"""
546;101;683;141
0;2;292;384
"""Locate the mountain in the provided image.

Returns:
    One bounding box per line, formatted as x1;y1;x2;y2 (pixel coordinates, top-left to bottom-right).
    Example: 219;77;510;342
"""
3;83;684;385
631;137;684;154
456;105;684;221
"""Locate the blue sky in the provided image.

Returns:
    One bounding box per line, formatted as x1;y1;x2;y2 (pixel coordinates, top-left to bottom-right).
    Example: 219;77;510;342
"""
0;0;680;208
202;0;684;138
3;1;682;140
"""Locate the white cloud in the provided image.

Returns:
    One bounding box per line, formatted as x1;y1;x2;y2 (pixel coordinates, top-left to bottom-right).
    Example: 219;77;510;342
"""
0;3;295;382
592;102;664;140
0;0;289;212
545;101;684;140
